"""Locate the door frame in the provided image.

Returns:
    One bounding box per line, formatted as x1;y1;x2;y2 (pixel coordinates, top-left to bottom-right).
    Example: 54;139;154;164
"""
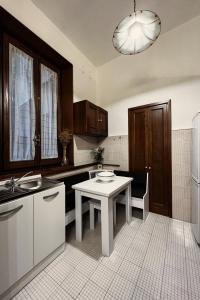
128;100;172;217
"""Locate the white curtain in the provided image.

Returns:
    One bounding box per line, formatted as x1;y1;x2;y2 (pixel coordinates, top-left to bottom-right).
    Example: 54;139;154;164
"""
9;44;35;161
41;64;58;159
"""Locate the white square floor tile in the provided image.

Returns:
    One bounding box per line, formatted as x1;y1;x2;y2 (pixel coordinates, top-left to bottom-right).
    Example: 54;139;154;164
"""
186;259;200;298
156;215;170;225
91;264;115;291
62;246;85;267
75;255;99;278
13;289;32;300
48;286;73;300
25;271;59;300
101;252;123;272
77;280;106;300
107;273;136;300
133;286;157;300
165;250;186;270
125;246;146;267
160;283;189;300
162;264;187;291
104;293;116;300
118;224;138;238
61;269;88;298
137;267;163;300
117;259;141;283
45;259;74;284
114;232;133;248
112;243;128;258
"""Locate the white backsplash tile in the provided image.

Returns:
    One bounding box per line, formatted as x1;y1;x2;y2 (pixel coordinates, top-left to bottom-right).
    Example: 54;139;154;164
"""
73;130;191;222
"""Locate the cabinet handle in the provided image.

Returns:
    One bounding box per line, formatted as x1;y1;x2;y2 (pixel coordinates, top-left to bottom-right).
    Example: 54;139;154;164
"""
145;166;148;169
0;205;23;220
43;191;59;201
149;166;152;170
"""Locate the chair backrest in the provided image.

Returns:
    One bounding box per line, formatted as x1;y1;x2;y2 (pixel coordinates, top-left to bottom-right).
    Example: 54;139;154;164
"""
114;170;147;198
58;172;89;190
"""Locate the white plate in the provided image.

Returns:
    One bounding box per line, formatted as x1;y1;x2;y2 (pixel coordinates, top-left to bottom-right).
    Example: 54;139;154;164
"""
97;171;114;177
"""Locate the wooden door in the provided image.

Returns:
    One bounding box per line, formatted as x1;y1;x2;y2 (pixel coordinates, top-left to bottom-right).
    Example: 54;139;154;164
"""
128;108;148;171
129;101;172;217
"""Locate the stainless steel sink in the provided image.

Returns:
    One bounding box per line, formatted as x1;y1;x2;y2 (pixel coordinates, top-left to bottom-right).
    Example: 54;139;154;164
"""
17;179;42;191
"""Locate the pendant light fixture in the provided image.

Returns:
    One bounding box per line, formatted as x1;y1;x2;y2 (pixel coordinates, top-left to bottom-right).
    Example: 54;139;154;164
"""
112;0;161;55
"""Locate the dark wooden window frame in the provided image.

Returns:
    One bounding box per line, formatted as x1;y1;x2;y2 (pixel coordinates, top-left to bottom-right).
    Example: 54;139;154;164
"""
0;6;73;174
38;57;62;167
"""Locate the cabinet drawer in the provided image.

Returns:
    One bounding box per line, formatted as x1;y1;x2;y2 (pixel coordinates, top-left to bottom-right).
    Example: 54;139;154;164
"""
0;196;33;295
34;185;65;265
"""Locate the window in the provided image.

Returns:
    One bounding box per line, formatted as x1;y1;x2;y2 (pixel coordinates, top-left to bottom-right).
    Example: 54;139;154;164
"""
0;7;73;173
3;35;61;169
40;64;58;159
9;44;35;162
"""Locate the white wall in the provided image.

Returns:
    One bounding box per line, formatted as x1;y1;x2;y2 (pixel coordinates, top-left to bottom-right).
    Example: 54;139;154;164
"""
0;0;97;101
97;15;200;133
106;79;200;136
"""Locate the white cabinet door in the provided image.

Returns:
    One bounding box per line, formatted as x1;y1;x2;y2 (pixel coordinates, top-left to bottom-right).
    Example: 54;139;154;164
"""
0;196;33;295
34;185;65;265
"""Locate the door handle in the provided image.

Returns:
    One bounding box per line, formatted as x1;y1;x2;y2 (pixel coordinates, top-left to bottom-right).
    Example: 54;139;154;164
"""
43;191;59;201
0;205;23;220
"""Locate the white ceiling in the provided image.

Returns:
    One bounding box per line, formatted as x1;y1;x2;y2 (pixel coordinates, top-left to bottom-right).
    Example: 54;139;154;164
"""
31;0;200;66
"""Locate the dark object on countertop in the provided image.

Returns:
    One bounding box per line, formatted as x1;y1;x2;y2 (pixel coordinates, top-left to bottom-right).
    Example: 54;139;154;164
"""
114;170;146;199
58;172;89;213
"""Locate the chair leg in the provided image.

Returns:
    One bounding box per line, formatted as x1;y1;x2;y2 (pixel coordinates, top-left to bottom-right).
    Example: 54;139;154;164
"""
113;201;117;226
90;203;95;230
97;210;101;223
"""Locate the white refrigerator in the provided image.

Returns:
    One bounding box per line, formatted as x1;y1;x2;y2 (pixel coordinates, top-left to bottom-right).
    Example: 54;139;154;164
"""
192;113;200;243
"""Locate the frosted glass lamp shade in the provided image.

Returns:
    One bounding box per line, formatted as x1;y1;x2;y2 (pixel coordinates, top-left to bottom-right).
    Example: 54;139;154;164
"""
113;10;161;55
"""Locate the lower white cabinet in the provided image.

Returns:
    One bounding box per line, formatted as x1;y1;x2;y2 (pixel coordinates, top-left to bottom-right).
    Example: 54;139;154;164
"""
34;185;65;265
0;196;33;295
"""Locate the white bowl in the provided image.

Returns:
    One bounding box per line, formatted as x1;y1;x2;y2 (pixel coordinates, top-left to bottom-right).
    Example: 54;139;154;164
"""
97;171;114;177
96;171;115;182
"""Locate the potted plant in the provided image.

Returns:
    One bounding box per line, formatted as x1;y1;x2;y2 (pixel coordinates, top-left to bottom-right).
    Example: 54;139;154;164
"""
91;147;104;168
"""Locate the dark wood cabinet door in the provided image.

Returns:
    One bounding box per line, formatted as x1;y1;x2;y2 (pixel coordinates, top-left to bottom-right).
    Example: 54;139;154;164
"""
147;103;171;216
129;108;148;171
129;101;172;217
74;100;108;137
97;109;108;136
87;102;98;134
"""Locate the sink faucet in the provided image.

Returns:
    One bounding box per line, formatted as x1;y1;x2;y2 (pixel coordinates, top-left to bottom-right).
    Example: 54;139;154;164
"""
5;171;33;191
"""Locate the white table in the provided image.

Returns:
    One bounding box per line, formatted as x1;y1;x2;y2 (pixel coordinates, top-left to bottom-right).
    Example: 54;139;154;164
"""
72;176;133;256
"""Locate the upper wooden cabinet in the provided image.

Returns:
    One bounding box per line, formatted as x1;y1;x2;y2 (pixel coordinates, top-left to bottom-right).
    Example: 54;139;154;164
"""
73;100;108;137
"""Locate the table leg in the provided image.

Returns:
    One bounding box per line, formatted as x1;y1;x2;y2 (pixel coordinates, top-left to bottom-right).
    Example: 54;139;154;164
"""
125;183;131;223
101;197;113;256
75;190;82;242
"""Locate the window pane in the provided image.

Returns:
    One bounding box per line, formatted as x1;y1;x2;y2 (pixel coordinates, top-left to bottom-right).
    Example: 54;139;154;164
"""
41;64;58;159
9;44;35;161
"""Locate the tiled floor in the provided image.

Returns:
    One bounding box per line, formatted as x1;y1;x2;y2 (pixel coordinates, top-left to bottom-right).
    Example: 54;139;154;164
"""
13;211;200;300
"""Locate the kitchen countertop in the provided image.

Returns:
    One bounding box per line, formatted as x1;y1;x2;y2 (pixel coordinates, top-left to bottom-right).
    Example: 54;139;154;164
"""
0;177;63;205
